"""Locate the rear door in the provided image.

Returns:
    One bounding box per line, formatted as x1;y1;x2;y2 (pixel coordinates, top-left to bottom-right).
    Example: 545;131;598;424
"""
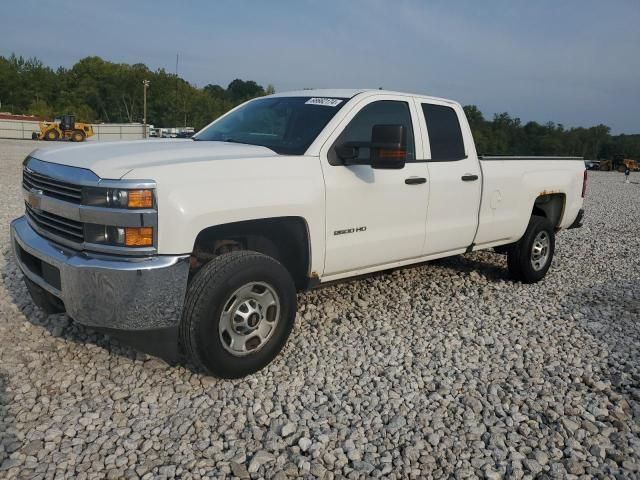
414;100;482;255
320;94;429;276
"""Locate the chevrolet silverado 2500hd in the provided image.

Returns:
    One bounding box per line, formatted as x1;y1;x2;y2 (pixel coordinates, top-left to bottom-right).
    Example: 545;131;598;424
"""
11;89;586;378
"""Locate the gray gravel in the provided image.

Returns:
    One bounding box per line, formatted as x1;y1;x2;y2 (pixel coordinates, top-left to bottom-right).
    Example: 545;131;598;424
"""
1;138;639;479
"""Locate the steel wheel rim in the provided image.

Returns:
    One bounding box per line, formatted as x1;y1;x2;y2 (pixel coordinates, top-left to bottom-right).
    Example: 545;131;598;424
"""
530;231;550;271
218;281;280;357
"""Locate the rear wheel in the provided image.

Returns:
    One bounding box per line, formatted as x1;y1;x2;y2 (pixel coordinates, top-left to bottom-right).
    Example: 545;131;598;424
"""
180;251;297;378
44;129;59;141
507;215;555;283
71;129;85;142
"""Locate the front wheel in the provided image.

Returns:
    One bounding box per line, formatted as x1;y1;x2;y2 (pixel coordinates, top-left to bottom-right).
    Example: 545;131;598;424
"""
44;129;59;141
180;251;297;378
507;215;555;283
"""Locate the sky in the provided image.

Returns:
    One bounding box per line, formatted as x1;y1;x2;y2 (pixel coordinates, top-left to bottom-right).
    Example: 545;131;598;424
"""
2;0;639;133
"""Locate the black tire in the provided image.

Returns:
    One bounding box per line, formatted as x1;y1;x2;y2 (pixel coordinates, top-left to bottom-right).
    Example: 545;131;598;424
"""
180;251;297;378
44;129;59;141
71;129;85;142
507;215;555;283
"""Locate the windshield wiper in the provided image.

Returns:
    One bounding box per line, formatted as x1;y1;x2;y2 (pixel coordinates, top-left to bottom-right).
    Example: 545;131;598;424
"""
191;137;244;143
192;136;259;148
222;137;249;145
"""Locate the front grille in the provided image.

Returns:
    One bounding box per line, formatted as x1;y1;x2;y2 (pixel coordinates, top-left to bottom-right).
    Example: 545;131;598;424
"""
23;168;82;203
25;202;84;243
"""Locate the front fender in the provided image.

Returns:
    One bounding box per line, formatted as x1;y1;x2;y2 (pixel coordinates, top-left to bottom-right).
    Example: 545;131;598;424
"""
123;155;327;275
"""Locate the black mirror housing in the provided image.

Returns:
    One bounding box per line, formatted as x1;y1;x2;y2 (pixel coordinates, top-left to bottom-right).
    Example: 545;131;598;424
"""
335;144;359;162
370;124;407;169
335;141;372;165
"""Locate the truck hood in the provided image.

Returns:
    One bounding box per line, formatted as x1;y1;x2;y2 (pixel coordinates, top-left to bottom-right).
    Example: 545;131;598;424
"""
30;139;279;179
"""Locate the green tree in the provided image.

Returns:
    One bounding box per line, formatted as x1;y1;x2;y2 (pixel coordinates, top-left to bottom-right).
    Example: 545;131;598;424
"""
462;105;633;160
28;98;54;118
227;79;265;101
0;53;272;130
1;52;637;159
203;84;226;99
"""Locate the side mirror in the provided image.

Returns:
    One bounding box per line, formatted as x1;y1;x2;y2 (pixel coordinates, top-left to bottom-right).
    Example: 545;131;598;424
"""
370;124;407;169
335;143;359;162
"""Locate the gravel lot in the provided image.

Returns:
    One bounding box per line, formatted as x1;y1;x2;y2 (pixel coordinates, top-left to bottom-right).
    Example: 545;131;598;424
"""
0;138;638;479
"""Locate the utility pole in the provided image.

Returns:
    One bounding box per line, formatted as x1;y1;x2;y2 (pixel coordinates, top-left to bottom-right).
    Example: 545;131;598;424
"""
175;53;179;128
142;79;150;138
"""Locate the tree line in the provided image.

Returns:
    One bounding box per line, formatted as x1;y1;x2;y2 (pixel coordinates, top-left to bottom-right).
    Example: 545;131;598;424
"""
0;54;637;159
463;106;638;160
0;54;273;130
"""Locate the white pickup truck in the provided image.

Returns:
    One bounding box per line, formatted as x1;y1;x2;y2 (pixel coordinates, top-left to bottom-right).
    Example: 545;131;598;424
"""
11;89;586;377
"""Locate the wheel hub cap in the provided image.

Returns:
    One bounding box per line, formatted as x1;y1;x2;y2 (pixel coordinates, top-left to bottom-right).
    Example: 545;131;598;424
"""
530;231;550;271
219;282;280;357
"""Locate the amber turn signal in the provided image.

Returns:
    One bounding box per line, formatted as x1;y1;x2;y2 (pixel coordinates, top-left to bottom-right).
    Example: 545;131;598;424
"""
125;227;153;246
127;189;154;208
378;149;407;158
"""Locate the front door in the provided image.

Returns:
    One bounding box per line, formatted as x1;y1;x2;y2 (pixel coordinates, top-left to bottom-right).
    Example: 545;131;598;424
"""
320;95;429;276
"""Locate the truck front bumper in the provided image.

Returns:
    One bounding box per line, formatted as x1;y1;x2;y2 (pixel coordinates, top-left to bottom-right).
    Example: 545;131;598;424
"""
10;216;190;360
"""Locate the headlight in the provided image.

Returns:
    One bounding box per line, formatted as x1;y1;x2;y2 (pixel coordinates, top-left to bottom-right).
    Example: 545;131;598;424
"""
83;187;154;209
84;225;154;247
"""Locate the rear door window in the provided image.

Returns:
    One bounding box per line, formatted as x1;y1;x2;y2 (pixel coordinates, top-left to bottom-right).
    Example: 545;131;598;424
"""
421;103;466;161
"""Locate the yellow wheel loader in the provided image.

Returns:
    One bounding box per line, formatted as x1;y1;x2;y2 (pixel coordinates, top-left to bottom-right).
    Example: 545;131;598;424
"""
32;115;94;142
600;158;639;172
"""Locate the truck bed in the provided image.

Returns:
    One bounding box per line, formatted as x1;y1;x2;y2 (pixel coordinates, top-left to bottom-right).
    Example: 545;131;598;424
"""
473;156;585;249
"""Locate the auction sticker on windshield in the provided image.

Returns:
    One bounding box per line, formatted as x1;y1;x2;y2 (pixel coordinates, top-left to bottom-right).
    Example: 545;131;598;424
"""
305;98;343;107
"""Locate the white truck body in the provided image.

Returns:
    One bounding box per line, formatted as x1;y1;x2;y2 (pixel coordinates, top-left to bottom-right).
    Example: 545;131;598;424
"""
26;89;584;280
11;89;586;376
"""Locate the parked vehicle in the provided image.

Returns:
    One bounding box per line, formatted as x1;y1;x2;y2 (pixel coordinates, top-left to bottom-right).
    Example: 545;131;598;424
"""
600;157;639;172
157;127;194;138
176;131;194;139
31;114;94;142
623;159;639;171
12;89;586;378
584;160;600;170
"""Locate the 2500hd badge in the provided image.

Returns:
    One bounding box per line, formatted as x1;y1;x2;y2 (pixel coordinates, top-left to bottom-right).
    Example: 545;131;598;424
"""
334;226;367;235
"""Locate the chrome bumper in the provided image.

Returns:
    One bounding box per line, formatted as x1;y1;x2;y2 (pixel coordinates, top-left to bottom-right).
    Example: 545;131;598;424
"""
10;216;190;331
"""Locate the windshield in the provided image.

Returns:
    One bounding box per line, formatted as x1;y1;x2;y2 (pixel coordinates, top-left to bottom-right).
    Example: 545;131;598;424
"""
194;96;347;155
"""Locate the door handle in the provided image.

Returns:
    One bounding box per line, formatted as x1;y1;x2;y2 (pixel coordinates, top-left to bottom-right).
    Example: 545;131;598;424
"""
461;174;479;182
405;177;427;185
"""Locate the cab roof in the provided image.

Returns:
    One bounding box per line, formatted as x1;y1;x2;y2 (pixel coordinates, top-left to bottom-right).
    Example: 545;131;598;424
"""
269;88;458;106
269;89;367;99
